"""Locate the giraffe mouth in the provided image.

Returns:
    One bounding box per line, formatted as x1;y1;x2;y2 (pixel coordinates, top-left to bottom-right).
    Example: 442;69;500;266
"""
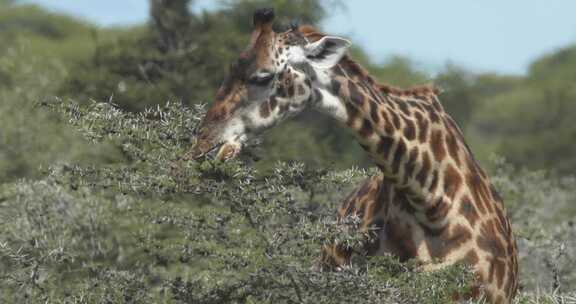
200;142;225;160
215;142;242;161
190;140;242;162
184;137;224;161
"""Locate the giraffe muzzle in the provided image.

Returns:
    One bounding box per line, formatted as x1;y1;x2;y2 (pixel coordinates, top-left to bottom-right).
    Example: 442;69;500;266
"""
187;136;242;162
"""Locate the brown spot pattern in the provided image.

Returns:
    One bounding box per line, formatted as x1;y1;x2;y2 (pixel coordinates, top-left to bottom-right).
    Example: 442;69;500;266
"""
459;195;479;227
477;220;507;259
425;197;452;222
348;82;365;106
415;152;431;187
468;171;494;214
391;139;407;173
425;223;471;258
359;119;374;137
269;96;277;111
445;129;461;166
494;259;506;289
259;100;271;118
403;119;416;141
428;169;440;193
430;129;446;162
377;135;395;159
370;102;380;124
297;84;306;95
464;250;479;265
429;109;440;124
404;147;419;183
388;109;401;129
345;102;359;127
205;105;228;122
397;98;410;116
417;114;429;143
385;217;417;260
443;165;462;200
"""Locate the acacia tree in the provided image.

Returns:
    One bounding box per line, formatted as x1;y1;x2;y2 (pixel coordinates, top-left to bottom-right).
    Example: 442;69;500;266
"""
149;0;194;52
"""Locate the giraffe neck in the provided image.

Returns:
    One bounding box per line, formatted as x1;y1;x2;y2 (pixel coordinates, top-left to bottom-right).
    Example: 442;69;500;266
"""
305;52;518;303
312;57;480;207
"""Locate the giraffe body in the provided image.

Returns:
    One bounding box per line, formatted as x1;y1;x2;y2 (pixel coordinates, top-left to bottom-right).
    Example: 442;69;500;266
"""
188;8;518;303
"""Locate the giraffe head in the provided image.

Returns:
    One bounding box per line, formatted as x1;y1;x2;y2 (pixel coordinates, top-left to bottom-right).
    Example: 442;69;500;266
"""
188;8;351;160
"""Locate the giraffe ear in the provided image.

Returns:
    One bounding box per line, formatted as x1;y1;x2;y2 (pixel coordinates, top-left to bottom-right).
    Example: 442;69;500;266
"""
304;36;351;69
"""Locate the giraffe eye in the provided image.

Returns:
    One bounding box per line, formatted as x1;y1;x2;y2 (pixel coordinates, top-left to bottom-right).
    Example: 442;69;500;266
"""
248;72;275;86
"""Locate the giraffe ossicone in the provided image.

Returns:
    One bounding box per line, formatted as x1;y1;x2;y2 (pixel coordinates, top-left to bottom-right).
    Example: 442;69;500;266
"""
187;8;518;304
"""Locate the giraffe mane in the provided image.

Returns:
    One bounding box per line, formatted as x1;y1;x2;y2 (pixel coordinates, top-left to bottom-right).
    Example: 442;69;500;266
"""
298;25;441;98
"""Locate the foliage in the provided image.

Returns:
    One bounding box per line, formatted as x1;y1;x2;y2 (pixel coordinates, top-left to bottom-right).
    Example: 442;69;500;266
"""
489;157;576;291
468;54;576;174
0;2;124;63
0;43;121;183
0;1;134;182
1;100;575;303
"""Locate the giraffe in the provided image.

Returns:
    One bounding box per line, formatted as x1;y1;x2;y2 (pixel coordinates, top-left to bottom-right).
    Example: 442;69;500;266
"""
185;8;519;304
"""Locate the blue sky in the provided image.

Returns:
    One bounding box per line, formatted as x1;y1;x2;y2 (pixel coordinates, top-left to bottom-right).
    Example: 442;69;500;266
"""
20;0;576;75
